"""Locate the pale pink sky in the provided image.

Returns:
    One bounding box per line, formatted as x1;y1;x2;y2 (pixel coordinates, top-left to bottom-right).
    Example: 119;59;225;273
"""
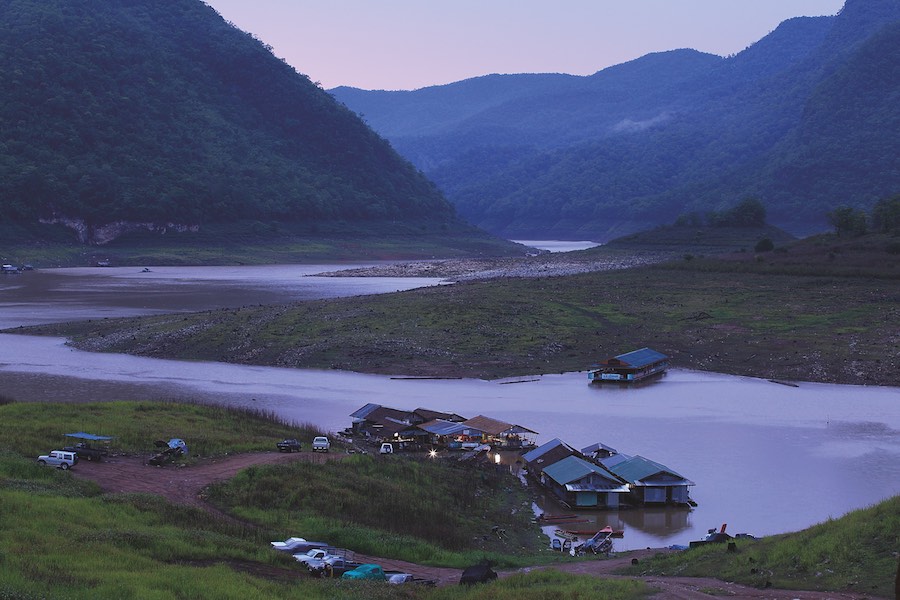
205;0;845;91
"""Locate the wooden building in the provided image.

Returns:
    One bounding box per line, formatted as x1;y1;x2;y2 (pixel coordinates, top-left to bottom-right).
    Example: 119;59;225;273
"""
541;456;630;508
522;438;581;478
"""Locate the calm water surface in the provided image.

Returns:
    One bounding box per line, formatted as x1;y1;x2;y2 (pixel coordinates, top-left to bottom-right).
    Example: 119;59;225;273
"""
513;240;600;252
1;265;897;550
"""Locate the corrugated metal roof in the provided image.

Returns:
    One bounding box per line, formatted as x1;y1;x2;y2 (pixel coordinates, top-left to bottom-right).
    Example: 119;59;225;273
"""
599;453;631;469
543;456;624;487
581;442;617;455
614;348;668;368
462;415;513;435
463;415;537;436
413;408;466;422
349;403;381;419
605;455;692;485
522;438;571;463
65;432;114;441
418;419;476;436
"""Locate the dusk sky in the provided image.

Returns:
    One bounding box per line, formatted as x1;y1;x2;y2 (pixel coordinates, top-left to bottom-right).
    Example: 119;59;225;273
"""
205;1;845;91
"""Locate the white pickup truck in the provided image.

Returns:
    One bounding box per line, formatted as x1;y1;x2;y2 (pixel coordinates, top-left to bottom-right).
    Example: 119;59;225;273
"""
311;436;330;453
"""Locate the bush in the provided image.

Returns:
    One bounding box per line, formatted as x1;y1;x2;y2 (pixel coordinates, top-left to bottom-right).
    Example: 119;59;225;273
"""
754;238;774;252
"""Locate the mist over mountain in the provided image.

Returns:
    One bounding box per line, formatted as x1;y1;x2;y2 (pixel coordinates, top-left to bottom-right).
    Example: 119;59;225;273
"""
0;0;460;244
332;0;900;240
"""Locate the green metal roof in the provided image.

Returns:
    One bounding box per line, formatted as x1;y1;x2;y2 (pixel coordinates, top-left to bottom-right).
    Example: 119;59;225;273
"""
543;455;619;486
605;455;690;485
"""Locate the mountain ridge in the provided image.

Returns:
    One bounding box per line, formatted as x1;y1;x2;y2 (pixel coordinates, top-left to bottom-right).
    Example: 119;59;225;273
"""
331;0;900;240
0;0;464;244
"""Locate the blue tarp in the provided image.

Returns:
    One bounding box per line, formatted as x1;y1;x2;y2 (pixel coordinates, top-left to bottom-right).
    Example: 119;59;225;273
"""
65;432;114;441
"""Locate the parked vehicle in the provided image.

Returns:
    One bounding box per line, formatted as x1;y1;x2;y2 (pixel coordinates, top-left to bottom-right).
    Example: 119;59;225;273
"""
342;564;390;580
459;563;498;585
312;436;330;453
270;537;308;552
276;438;302;453
387;573;437;586
307;555;362;578
379;443;393;454
293;548;330;566
62;442;108;462
37;450;77;470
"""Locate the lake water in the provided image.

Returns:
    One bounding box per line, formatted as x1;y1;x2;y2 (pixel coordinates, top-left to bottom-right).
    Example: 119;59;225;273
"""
1;265;897;550
513;240;600;253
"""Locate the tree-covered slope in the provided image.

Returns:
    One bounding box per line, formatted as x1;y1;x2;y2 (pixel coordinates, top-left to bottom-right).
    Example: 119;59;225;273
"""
333;0;900;240
0;0;457;235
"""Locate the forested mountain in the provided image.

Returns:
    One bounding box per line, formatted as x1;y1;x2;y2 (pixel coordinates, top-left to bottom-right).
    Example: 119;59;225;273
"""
332;0;900;239
0;0;458;243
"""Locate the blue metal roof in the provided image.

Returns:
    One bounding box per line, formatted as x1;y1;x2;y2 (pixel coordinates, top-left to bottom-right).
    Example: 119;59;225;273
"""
418;420;474;436
65;432;113;441
615;348;668;368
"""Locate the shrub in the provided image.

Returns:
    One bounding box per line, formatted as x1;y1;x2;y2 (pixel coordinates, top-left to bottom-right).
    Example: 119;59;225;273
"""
754;238;774;252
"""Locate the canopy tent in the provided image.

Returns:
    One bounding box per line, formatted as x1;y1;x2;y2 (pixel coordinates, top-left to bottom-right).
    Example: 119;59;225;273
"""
65;432;114;441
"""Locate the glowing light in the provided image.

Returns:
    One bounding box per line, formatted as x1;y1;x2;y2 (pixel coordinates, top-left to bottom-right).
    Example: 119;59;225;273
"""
428;449;437;459
494;453;501;464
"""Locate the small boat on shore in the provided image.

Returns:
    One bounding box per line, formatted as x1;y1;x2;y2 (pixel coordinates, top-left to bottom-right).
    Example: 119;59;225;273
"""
537;513;579;522
558;525;624;538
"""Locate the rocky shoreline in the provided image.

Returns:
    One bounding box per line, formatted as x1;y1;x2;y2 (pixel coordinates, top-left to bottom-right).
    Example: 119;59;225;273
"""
312;250;674;281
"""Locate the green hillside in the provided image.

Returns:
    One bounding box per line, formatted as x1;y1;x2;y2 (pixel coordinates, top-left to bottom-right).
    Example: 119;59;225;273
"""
334;0;900;240
0;0;462;245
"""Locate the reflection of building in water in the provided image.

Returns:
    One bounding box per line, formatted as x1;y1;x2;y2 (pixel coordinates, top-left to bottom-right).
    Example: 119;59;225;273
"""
618;506;692;534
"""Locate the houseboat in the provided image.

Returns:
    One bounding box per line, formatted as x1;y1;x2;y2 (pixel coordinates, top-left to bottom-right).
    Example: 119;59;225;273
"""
588;347;669;383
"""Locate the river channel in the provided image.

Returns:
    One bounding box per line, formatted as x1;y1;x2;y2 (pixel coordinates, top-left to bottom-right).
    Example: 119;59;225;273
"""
1;263;898;550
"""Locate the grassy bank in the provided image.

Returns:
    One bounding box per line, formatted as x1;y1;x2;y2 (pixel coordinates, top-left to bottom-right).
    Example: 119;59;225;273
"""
619;496;900;598
0;401;648;599
0;400;322;459
0;220;527;268
207;453;541;568
22;261;900;386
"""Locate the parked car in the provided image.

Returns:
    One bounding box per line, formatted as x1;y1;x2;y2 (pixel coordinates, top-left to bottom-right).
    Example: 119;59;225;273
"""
387;573;437;586
307;555;361;578
62;442;108;462
270;537;308;552
312;436;330;453
276;438;302;453
459;563;498;585
342;564;387;580
379;443;393;454
293;548;330;566
37;450;77;470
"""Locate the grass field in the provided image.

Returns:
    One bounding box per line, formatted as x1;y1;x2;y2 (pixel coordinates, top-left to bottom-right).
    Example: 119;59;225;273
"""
619;496;900;598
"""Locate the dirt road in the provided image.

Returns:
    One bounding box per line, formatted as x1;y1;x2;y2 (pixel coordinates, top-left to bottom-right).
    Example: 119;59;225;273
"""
71;452;882;599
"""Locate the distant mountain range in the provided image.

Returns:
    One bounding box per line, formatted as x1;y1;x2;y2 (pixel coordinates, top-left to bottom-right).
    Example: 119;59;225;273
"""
332;0;900;240
0;0;460;244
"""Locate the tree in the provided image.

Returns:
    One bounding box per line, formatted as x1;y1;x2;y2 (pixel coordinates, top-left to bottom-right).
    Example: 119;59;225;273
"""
871;194;900;233
827;205;868;236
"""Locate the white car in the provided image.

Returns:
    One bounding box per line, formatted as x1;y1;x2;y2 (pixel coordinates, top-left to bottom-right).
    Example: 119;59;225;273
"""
293;548;330;565
270;537;307;552
312;436;330;453
37;450;77;470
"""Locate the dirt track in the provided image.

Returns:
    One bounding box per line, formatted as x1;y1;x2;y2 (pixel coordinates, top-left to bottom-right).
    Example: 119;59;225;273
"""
71;452;885;599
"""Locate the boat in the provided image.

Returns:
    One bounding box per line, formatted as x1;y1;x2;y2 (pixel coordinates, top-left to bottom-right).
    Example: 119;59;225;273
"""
587;348;668;383
559;525;624;538
537;513;579;522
